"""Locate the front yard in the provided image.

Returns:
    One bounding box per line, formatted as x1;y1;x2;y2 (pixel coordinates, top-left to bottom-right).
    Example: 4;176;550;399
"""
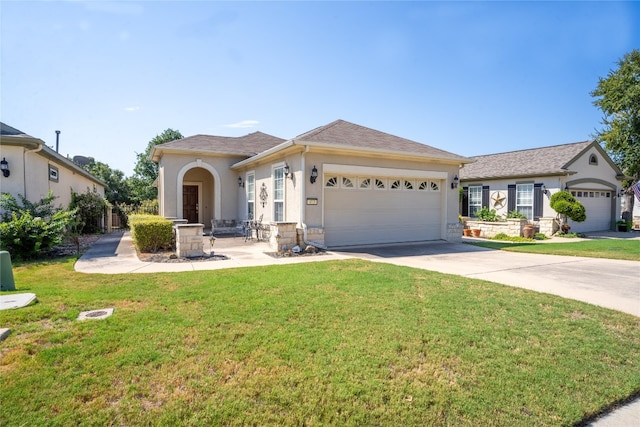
467;238;640;261
1;257;639;426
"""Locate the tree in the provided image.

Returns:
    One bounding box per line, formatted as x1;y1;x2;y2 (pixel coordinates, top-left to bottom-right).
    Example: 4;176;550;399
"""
83;158;134;205
550;191;586;233
132;129;183;202
591;49;640;217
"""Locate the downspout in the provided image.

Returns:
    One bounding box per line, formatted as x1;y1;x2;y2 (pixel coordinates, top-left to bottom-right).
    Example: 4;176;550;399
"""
23;142;44;197
300;145;327;250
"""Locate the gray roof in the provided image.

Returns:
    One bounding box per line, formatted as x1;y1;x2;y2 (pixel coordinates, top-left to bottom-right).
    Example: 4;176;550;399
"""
295;120;469;162
459;141;602;180
155;131;285;157
0;122;33;138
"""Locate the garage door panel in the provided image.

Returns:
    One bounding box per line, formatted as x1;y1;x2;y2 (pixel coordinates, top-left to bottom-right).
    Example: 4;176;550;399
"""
568;193;612;232
324;187;442;247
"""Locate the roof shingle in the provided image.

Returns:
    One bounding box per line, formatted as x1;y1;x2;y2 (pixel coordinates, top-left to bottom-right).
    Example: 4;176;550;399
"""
295;120;469;162
156;131;285;157
459;141;595;180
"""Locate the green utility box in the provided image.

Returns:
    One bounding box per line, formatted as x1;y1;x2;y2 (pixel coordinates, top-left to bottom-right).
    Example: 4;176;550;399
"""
0;251;16;291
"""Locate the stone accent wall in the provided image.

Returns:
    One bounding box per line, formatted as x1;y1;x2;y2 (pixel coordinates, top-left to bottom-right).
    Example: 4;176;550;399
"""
465;218;528;238
175;224;204;258
269;222;298;252
447;222;464;242
538;217;559;236
296;227;326;247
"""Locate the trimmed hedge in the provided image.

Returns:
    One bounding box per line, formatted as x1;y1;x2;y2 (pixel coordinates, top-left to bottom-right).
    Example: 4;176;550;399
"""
129;214;173;253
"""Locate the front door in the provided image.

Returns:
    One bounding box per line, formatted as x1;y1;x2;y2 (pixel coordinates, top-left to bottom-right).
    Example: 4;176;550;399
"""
183;185;199;223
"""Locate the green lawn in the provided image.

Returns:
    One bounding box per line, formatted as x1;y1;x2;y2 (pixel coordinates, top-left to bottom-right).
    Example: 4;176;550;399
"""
467;238;640;261
1;258;639;426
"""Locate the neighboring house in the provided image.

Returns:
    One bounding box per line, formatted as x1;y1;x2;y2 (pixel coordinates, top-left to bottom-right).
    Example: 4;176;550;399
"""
151;119;471;247
459;141;625;233
0;122;106;210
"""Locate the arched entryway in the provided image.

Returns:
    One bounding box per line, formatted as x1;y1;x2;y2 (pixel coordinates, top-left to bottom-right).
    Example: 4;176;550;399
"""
176;161;221;224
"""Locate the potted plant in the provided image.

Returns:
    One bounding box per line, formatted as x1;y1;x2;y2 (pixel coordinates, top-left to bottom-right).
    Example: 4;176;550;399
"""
471;228;481;237
463;228;472;237
617;220;629;232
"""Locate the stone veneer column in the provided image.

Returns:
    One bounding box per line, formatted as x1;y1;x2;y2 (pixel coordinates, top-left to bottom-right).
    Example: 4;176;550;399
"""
269;222;298;252
447;223;464;242
175;224;204;258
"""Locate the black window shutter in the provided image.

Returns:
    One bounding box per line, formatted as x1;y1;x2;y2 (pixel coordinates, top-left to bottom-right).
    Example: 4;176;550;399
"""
482;186;490;209
507;185;516;212
462;187;469;216
534;183;543;220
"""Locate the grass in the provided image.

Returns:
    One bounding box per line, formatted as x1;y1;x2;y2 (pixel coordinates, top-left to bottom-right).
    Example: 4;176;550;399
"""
467;238;640;261
1;257;639;426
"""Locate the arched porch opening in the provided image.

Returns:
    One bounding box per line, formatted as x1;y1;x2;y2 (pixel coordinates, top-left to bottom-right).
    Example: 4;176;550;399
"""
176;161;221;224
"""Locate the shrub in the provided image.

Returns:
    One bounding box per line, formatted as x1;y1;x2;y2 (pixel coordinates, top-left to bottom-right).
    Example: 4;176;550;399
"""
550;191;586;223
0;192;76;260
476;207;502;221
70;189;106;234
491;233;535;242
129;214;173;252
534;233;549;240
506;210;527;219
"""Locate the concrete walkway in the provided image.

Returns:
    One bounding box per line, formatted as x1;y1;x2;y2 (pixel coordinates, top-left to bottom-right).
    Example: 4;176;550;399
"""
74;231;639;426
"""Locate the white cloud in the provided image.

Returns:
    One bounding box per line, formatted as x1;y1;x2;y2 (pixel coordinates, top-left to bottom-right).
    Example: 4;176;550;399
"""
224;120;260;129
124;106;140;112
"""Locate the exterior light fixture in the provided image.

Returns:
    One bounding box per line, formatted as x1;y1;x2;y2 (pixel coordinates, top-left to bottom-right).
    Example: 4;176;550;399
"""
541;184;548;195
310;165;318;184
451;175;459;189
0;158;9;178
238;176;244;188
564;184;569;191
284;163;291;179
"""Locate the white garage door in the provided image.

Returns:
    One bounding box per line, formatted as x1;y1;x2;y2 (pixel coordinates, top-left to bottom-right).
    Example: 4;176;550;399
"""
568;190;613;233
324;175;442;247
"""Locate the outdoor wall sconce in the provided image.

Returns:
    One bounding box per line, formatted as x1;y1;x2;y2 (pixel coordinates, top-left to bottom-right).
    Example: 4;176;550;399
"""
284;163;291;179
238;176;244;188
564;184;569;191
310;165;318;184
450;175;458;189
541;184;548;195
0;158;9;178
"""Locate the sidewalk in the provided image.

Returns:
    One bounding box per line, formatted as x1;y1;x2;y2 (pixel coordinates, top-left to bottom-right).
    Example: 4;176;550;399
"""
74;231;352;274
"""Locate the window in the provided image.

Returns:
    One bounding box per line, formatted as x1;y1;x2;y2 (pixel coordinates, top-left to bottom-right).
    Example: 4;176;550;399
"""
418;181;428;190
516;183;534;220
390;179;402;190
430;181;440;191
468;186;482;217
359;178;371;189
246;173;255;220
274;166;284;221
325;176;338;187
589;154;598;165
404;180;414;190
342;177;354;188
49;165;59;182
375;178;386;189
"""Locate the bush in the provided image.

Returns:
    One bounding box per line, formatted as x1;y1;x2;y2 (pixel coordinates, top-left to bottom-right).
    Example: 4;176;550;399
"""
0;192;76;260
550;191;586;223
506;210;527;219
70;189;106;234
129;214;172;252
491;233;535;243
476;207;502;222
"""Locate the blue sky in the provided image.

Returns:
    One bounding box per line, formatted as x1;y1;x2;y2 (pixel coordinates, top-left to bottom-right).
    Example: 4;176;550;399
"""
2;1;638;176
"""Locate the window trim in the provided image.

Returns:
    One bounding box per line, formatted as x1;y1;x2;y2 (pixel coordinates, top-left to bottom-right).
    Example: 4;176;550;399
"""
516;183;534;220
273;164;285;222
49;164;59;182
246;172;255;220
468;185;482;217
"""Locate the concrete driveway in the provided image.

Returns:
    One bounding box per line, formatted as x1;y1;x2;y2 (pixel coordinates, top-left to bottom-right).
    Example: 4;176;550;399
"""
335;241;640;317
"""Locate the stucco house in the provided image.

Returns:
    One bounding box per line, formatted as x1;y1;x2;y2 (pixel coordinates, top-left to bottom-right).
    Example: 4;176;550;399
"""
459;141;624;234
0;122;106;210
151;119;472;248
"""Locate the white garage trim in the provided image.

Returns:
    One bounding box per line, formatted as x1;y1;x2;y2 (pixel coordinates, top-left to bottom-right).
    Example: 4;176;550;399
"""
323;163;448;180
